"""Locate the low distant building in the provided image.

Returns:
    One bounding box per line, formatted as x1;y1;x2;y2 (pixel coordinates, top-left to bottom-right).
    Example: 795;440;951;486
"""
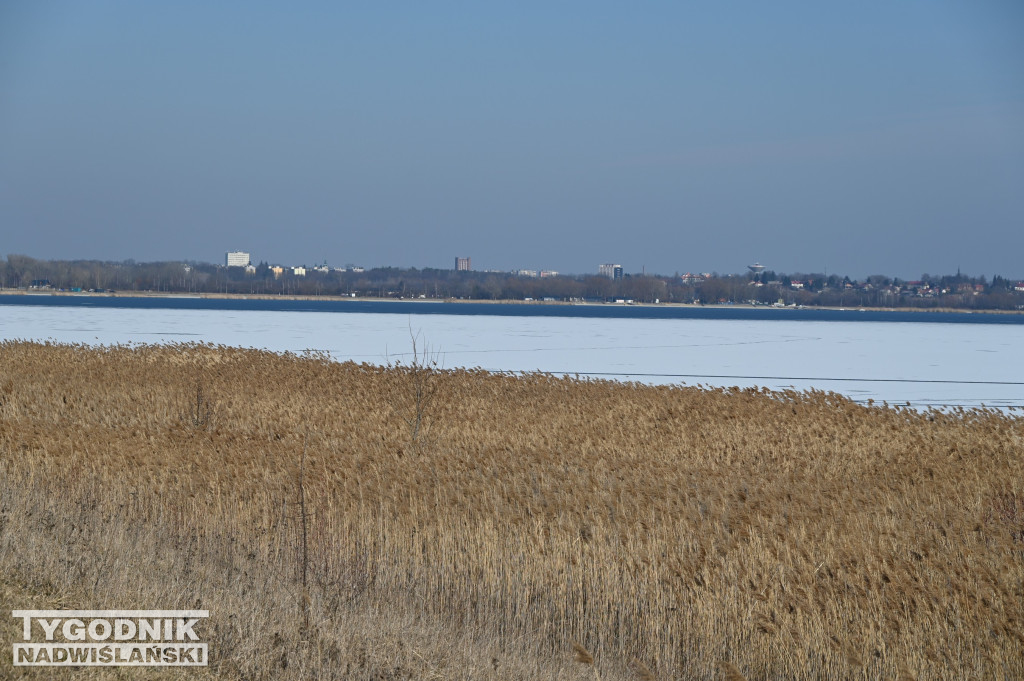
226;251;250;267
516;269;538;278
292;266;307;277
270;266;284;278
244;264;256;274
539;270;559;278
599;263;623;280
455;257;471;271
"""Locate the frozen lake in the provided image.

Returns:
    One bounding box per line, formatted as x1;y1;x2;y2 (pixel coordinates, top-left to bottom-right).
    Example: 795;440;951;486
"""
2;302;1022;410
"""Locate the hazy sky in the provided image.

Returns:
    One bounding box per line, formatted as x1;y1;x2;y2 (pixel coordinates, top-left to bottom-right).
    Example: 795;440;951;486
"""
2;1;1022;278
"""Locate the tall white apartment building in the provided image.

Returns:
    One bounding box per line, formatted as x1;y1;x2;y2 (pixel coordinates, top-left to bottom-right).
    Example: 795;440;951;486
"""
599;263;623;280
226;251;250;267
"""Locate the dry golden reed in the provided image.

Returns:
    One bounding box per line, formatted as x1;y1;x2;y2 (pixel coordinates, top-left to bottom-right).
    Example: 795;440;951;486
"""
0;340;1022;680
573;641;595;665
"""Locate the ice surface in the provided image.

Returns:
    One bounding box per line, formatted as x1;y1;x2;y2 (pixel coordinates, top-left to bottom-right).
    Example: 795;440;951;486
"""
2;305;1021;409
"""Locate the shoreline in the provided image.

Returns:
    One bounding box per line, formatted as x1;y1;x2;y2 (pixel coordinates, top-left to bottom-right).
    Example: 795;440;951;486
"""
1;287;1020;315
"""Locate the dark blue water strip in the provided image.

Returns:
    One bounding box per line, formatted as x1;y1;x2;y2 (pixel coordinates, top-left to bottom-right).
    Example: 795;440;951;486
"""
1;294;1022;325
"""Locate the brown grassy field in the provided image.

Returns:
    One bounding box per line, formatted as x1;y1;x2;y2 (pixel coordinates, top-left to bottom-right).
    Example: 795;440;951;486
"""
0;341;1022;680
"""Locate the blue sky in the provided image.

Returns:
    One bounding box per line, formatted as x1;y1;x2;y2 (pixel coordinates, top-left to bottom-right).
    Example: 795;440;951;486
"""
1;1;1022;278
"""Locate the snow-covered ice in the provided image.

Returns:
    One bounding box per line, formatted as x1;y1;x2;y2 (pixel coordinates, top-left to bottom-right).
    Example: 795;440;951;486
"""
2;304;1021;409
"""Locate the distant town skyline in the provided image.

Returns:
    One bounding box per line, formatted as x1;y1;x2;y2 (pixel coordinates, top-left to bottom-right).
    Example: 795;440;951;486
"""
8;253;1022;314
6;250;1020;284
1;3;1021;280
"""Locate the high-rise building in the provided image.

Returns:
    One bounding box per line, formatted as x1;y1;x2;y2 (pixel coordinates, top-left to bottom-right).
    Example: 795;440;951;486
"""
455;257;471;271
226;251;250;267
599;263;623;280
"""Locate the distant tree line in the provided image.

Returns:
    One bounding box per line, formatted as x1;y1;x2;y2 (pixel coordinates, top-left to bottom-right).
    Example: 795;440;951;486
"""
2;255;1022;310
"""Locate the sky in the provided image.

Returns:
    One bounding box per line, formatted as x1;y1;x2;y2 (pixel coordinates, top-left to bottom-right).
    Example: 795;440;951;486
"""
1;1;1022;279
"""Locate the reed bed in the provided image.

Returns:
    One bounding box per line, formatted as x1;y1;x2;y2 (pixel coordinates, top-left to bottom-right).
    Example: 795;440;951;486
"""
0;341;1021;680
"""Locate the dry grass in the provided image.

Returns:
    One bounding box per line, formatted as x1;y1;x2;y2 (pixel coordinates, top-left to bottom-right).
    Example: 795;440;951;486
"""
0;341;1021;680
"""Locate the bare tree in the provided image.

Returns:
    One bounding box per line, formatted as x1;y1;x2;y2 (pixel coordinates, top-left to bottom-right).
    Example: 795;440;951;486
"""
388;326;440;452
